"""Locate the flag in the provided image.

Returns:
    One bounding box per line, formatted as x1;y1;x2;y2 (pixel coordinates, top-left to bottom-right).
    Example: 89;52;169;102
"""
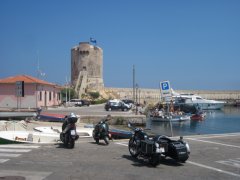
90;37;97;44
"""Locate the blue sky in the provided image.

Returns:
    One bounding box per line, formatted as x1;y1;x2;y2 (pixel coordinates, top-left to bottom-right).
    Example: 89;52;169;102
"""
0;0;239;90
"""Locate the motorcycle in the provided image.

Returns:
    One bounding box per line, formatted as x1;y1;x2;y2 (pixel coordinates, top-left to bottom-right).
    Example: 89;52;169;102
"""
93;119;111;145
128;123;190;166
60;113;79;149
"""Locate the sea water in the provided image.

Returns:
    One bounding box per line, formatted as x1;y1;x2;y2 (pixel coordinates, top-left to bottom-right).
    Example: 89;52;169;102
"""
146;106;240;137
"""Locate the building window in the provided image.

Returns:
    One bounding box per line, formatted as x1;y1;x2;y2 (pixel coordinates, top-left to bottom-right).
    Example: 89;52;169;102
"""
80;51;89;55
39;91;42;101
49;92;52;101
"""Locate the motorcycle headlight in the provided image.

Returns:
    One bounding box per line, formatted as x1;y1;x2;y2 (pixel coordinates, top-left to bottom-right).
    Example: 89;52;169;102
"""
155;142;159;148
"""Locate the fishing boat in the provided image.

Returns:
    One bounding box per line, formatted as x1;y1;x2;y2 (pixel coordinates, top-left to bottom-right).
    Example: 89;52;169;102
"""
149;114;191;122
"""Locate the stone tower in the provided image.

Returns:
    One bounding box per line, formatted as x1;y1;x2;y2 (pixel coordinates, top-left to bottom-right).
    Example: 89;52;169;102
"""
71;42;104;97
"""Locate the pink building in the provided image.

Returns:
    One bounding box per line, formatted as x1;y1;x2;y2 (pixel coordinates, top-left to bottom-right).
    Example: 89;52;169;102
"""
0;75;62;109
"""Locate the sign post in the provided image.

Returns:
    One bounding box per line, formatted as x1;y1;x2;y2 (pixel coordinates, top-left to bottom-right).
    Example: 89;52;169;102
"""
160;80;173;137
160;81;171;101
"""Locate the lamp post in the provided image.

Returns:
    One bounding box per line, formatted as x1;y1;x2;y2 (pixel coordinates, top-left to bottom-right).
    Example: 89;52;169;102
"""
135;83;138;105
135;83;138;115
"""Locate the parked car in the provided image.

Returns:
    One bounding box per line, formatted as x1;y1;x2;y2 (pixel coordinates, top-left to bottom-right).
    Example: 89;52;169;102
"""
80;99;91;106
105;100;131;111
122;99;134;108
66;99;82;107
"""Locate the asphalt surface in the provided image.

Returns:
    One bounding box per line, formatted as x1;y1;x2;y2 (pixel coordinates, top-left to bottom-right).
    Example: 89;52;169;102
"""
0;133;240;180
42;104;138;117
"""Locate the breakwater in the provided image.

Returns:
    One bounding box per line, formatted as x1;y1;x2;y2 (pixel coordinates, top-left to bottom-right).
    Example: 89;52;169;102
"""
105;87;240;105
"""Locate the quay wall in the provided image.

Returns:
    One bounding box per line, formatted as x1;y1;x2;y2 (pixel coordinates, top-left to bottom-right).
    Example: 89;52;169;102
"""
104;87;240;104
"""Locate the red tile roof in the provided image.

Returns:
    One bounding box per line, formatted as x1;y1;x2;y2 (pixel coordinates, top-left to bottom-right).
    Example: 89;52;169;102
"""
0;75;56;86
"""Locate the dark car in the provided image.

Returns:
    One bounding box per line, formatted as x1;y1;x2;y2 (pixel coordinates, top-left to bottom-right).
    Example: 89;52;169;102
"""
105;100;131;111
80;99;91;106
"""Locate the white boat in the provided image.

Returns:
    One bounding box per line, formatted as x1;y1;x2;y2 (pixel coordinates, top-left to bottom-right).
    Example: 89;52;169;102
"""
33;126;93;138
149;111;191;122
172;90;226;110
0;131;60;144
150;115;191;122
0;125;94;144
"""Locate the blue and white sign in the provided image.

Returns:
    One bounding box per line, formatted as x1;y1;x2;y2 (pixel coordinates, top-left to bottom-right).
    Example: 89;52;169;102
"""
160;81;171;97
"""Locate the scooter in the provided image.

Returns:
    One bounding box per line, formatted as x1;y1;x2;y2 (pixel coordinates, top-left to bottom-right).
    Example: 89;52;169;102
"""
93;120;111;145
60;113;79;149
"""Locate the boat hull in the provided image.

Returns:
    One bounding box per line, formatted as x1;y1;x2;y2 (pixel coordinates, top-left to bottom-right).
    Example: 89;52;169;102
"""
150;115;190;122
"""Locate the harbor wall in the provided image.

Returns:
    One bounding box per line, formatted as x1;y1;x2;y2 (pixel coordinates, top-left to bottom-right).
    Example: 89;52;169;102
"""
104;87;240;105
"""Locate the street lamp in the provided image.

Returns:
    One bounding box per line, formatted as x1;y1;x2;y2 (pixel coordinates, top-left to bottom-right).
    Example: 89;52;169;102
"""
135;83;138;115
135;83;138;105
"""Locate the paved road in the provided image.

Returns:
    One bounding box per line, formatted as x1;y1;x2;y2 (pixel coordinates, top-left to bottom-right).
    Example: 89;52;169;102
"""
0;133;240;180
43;104;136;117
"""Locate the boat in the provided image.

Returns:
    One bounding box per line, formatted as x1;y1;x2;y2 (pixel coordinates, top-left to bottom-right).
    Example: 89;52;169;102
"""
109;129;132;139
149;114;191;122
190;112;206;121
33;126;93;138
0;131;60;144
36;113;66;122
149;99;191;122
172;90;226;110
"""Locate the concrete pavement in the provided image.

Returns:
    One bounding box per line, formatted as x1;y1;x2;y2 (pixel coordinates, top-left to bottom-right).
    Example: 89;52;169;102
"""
0;133;240;180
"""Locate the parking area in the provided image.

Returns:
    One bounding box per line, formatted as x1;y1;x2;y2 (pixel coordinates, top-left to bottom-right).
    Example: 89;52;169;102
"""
0;133;240;180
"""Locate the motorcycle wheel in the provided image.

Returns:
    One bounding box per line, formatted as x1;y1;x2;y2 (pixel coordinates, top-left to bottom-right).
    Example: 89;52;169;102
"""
149;154;160;167
128;137;140;158
68;138;75;149
64;135;69;147
95;138;99;144
104;136;109;145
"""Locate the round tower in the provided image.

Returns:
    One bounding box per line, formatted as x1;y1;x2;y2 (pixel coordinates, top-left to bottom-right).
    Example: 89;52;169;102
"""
71;42;104;91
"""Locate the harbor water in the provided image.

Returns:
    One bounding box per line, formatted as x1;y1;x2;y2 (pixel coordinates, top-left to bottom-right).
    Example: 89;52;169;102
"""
146;106;240;137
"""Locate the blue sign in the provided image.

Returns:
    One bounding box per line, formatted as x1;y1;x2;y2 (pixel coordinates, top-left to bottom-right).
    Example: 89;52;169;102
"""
161;82;170;91
160;81;171;97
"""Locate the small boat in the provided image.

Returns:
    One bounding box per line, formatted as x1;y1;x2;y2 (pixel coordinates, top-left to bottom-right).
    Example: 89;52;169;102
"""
191;113;206;121
33;126;93;138
36;113;66;122
0;131;60;144
150;114;191;122
109;129;132;139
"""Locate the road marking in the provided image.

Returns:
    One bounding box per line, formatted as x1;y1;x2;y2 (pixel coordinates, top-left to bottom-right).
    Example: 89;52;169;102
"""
115;142;128;146
187;161;240;178
217;158;240;168
185;138;240;148
0;159;9;163
0;148;31;153
0;153;21;157
185;133;240;139
0;145;40;148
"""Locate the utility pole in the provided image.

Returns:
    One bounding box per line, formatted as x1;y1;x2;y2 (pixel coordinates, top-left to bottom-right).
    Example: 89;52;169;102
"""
133;65;135;103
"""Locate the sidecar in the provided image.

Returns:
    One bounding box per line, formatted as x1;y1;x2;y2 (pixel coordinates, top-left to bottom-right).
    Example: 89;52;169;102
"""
154;135;190;163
